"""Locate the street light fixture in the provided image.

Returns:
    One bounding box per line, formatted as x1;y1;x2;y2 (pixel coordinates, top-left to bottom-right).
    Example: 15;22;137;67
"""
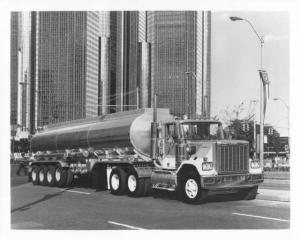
230;16;265;169
273;97;289;110
273;97;289;147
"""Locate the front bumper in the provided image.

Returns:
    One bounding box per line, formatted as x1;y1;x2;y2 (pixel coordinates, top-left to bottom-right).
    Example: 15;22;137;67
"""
201;173;264;190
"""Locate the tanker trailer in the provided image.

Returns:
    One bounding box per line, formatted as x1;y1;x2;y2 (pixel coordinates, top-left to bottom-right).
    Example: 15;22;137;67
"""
29;108;174;193
29;99;263;203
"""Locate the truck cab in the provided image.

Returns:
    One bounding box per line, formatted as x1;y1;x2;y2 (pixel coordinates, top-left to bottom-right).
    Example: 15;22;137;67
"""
151;119;264;204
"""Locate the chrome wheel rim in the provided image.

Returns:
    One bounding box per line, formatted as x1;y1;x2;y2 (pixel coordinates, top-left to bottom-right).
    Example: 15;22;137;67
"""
111;174;120;190
128;175;137;192
185;179;198;199
55;169;61;181
39;170;44;182
32;170;37;181
47;171;52;183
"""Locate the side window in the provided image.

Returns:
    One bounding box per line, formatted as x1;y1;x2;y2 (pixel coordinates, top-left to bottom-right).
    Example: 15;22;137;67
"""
166;124;177;139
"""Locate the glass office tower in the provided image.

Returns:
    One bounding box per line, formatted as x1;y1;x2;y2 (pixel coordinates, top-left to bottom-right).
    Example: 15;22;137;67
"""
33;11;100;128
147;11;211;118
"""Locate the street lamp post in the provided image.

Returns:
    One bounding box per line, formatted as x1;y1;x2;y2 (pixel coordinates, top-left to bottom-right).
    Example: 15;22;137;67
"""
250;100;259;159
230;16;265;169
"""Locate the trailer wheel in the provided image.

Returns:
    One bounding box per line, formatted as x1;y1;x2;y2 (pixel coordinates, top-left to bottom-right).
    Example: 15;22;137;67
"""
55;166;67;187
31;166;40;185
109;167;127;195
127;171;145;197
46;165;56;187
38;166;48;186
236;186;258;200
92;167;107;191
65;169;74;186
181;171;207;204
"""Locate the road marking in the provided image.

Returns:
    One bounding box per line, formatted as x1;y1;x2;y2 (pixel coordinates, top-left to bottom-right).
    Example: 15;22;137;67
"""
232;212;290;222
60;189;91;195
108;221;146;230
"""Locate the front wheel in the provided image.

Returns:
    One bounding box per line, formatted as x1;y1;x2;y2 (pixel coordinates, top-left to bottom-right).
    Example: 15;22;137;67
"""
181;171;207;204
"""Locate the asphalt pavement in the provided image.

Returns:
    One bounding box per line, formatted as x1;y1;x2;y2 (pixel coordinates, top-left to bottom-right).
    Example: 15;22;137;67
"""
11;176;290;230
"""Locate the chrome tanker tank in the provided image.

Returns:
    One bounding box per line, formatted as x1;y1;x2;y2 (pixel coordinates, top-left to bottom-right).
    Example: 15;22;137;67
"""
30;108;174;159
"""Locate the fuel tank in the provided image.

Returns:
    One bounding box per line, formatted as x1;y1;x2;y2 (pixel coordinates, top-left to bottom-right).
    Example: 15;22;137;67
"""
30;108;174;159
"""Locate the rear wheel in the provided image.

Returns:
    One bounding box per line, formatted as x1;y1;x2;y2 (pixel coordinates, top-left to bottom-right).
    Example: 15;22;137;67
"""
181;171;207;204
46;165;56;187
55;166;67;187
92;167;107;190
109;167;127;195
127;171;145;197
31;166;39;185
66;168;74;186
38;166;48;186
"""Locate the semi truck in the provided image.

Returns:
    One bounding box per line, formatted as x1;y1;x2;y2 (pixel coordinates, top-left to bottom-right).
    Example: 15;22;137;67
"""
28;96;263;204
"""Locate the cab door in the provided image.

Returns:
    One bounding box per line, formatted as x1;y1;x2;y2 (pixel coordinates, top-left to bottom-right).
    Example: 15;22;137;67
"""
162;123;178;168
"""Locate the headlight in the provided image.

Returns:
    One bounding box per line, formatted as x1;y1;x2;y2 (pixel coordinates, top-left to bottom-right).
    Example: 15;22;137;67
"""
250;160;260;169
202;162;213;171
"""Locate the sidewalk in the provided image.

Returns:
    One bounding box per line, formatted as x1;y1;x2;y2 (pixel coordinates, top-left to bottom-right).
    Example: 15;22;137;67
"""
264;171;290;180
257;188;290;202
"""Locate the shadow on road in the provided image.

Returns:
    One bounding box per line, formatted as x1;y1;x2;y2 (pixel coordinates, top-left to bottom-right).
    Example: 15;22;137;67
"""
11;190;66;213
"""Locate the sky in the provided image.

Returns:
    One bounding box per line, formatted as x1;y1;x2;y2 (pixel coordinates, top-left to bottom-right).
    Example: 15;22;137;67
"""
211;11;289;136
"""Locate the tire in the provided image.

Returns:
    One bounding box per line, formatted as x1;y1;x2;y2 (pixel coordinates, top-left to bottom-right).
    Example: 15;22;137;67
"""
92;167;107;191
66;168;74;186
31;166;40;185
143;178;152;196
127;171;145;197
55;166;67;188
236;186;258;200
38;165;48;186
46;165;56;187
109;167;127;195
180;171;207;204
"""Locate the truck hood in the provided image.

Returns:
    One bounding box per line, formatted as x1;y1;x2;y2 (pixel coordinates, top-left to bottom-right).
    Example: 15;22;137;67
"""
186;139;248;159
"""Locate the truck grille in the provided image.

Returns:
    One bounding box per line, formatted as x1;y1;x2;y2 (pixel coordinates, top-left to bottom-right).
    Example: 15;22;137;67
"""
216;143;249;174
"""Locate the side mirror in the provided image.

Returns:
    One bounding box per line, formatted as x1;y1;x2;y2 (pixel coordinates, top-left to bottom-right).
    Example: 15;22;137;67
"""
190;145;196;155
187;145;197;155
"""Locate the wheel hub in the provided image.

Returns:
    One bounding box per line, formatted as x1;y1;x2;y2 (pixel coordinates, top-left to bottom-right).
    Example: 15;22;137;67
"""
128;175;137;192
185;179;198;199
111;174;120;190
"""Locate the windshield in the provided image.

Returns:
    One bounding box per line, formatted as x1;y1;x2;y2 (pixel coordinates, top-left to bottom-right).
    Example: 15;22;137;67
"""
181;122;224;140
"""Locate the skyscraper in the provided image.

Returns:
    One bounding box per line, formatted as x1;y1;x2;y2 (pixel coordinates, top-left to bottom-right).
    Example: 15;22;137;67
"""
32;11;100;129
147;11;211;118
10;12;32;136
99;11;150;114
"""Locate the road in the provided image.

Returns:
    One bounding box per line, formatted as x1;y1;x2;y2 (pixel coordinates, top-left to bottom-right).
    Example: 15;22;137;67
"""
11;176;290;230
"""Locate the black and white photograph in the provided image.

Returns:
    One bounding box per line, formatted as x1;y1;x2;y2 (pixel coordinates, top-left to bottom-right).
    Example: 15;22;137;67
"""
1;0;299;236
